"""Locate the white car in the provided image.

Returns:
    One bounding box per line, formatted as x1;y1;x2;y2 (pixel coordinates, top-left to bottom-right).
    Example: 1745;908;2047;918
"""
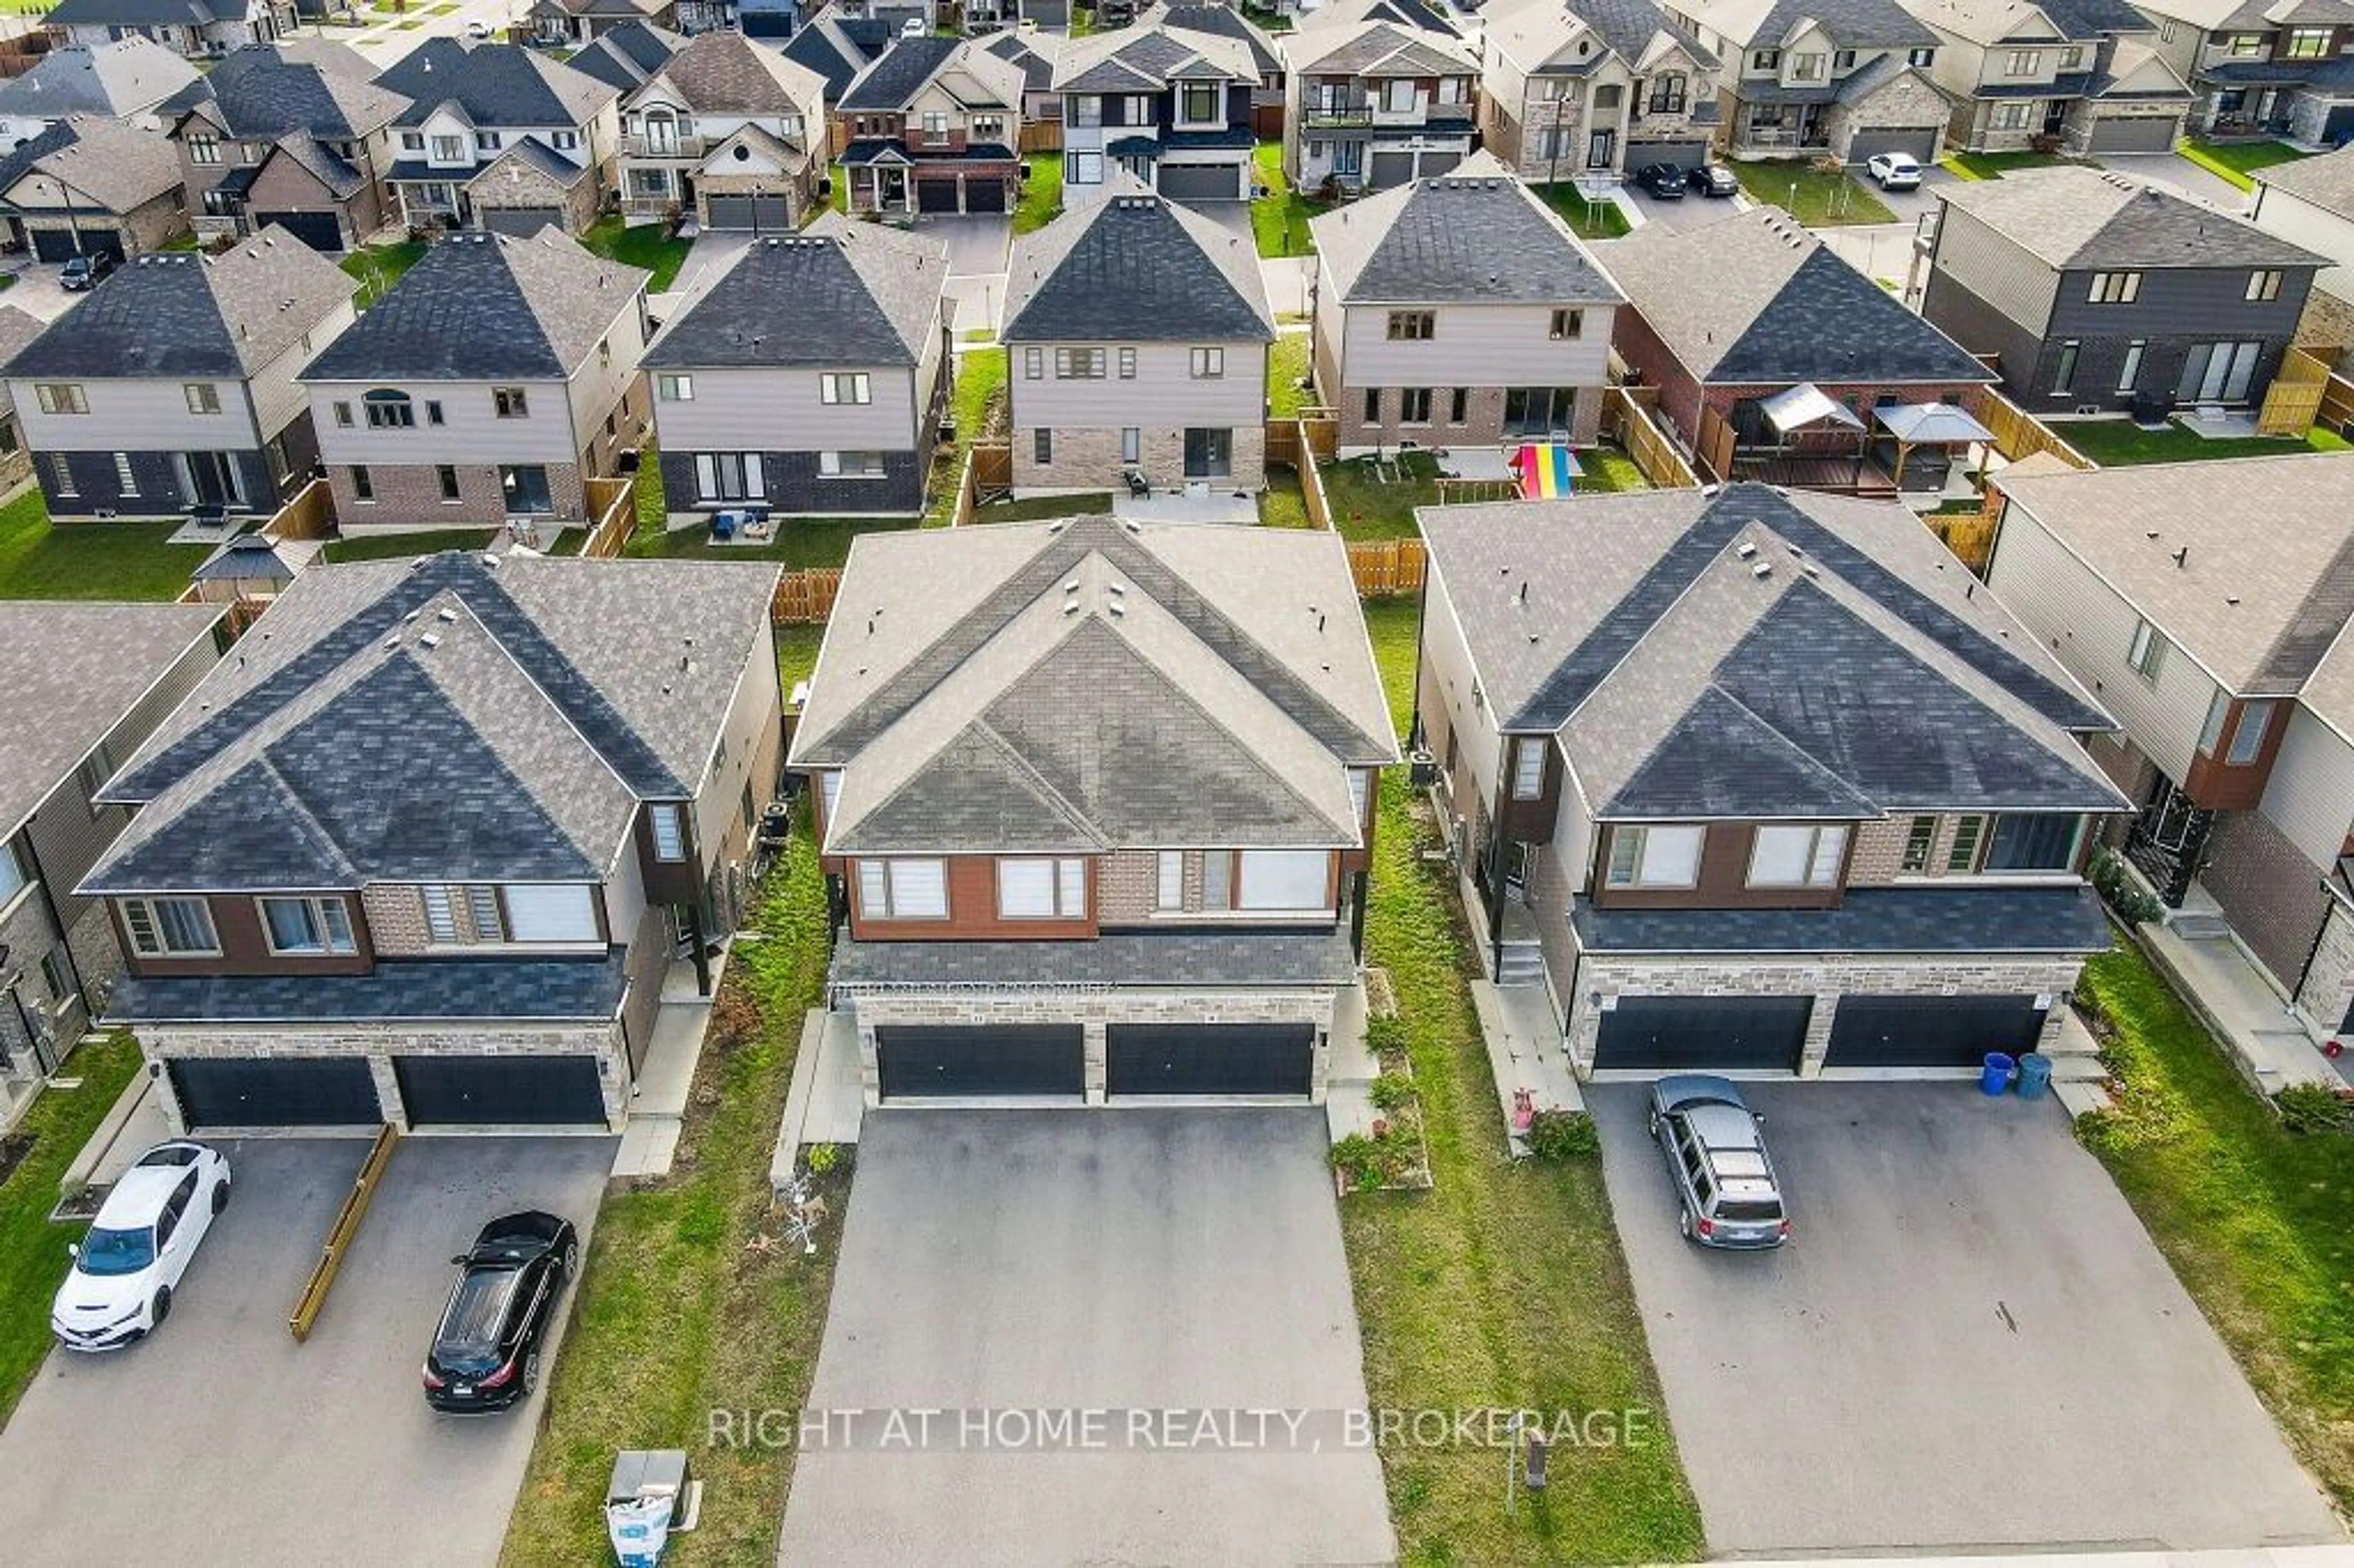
901;15;926;34
51;1141;232;1352
464;18;493;37
1867;152;1924;191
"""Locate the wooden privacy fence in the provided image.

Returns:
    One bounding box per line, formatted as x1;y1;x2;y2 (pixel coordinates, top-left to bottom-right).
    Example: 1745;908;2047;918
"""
1298;449;1336;531
1921;508;1997;571
2316;353;2354;433
1981;391;2092;470
1018;121;1062;154
774;568;842;623
2257;346;2333;437
1603;386;1699;489
261;477;335;541
577;475;636;559
1348;538;1426;597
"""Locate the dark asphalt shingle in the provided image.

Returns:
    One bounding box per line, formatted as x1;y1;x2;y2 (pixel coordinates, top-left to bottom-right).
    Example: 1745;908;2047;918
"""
1572;885;2113;954
831;927;1362;988
1002;193;1272;343
109;950;631;1022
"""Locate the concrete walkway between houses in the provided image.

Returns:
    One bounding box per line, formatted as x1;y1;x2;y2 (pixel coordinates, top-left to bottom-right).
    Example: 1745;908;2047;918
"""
1474;978;1582;1157
2138;921;2354;1091
611;950;729;1179
771;1008;865;1192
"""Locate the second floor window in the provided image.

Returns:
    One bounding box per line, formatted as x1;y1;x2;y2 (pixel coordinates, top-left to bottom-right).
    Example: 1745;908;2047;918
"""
185;383;221;415
1648;74;1686;113
856;858;948;919
1180;82;1220;122
1055;348;1107;379
260;896;357;956
2005;49;2041;77
0;839;25;905
2226;699;2275;766
1550;308;1583;340
432;135;464;161
34;384;86;415
2227;34;2264;56
1946;814;1984;873
998;857;1086;919
1189;347;1224;379
1511;736;1545;799
2248;268;2284;302
2126;616;2167;682
1747;824;1846;888
121;897;218;957
1983;813;2084;873
922;112;950;141
1900;815;1937;873
1751;49;1780;71
2286;28;2330;58
1387;310;1434;341
2089;271;2141;303
494;387;528;419
657;373;693;402
1605;824;1702;889
819;372;870;405
1156;851;1183;910
2059;46;2084;70
1908;46;1935;66
1790;52;1826;81
188;133;221;166
364;389;415;428
1834;49;1856;71
650;803;687;861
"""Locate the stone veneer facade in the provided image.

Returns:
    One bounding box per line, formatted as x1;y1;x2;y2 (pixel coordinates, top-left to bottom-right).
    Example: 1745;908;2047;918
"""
1011;424;1268;494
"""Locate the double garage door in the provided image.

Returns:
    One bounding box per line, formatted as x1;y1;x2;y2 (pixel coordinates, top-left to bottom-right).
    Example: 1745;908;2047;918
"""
481;206;565;237
31;227;121;263
1591;992;2048;1071
2085;116;2179;154
915;179;1007;214
874;1023;1313;1100
1365;149;1462;191
166;1054;606;1130
1159;160;1250;200
704;194;790;230
1844;128;1940;166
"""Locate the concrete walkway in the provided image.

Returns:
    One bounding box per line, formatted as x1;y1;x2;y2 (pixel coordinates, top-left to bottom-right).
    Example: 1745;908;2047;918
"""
611;951;726;1179
770;1009;864;1193
2139;921;2353;1091
1473;978;1582;1155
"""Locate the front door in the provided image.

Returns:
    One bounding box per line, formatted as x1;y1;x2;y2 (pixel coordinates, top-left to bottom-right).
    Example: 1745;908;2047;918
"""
2041;99;2066;135
1587;129;1616;169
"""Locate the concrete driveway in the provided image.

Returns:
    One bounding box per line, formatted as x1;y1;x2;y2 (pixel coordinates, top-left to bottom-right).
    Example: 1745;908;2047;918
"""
2097;151;2253;213
1625;187;1737;233
0;263;93;324
920;212;1013;278
778;1110;1393;1567
1592;1083;2341;1556
0;1136;615;1566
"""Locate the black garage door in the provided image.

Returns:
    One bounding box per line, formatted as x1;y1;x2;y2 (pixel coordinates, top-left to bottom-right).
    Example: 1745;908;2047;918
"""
2087;116;2178;154
169;1057;381;1129
915;179;961;214
964;178;1007;213
1632;140;1711;170
254;209;345;251
1107;1024;1314;1098
1591;996;1813;1073
2328;105;2354;143
1158;161;1241;200
1822;994;2047;1068
32;226;120;262
1845;129;1939;166
703;194;790;230
481;206;563;237
875;1025;1084;1099
393;1054;608;1125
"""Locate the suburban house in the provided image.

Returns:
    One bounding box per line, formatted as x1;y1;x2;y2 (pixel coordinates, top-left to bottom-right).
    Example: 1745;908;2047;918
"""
1984;453;2354;1052
1415;484;2129;1077
823;0;932;34
299;229;652;530
78;551;783;1135
791;517;1397;1105
836;36;1025;216
0;39;199;148
43;0;297;59
1159;2;1287;137
1658;0;1951;162
373;39;622;237
642;216;951;520
2252;143;2354;354
1053;18;1260;206
0;602;226;1126
0;113;188;262
1002;187;1274;493
1900;0;2192;153
5;231;357;519
1308;156;1623;457
565;18;684;97
1919;166;2325;413
2133;0;2354;143
1475;0;1721;183
780;12;894;103
1281;14;1479;193
984;28;1065;136
1599;206;1997;491
616;29;828;229
527;0;682;47
0;305;42;489
165;42;408;251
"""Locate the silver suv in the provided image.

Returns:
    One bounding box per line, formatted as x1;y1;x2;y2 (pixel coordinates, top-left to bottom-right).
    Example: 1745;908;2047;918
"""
1647;1075;1789;1249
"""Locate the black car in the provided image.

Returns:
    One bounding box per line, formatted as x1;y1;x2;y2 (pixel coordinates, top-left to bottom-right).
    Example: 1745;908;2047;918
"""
1633;162;1689;198
1689;163;1739;198
59;251;115;291
421;1211;577;1414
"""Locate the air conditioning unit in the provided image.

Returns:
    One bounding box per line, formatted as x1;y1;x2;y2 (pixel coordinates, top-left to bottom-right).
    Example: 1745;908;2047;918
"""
1408;748;1438;786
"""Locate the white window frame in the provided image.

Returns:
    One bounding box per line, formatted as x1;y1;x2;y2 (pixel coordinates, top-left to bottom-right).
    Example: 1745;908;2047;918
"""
650;803;687;861
996;856;1087;919
0;839;25;907
2247;268;2283;302
120;896;219;957
501;883;600;944
1156;850;1184;910
2089;271;2141;303
1604;824;1704;888
819;371;871;405
1511;736;1546;799
2004;48;2041;76
257;895;358;956
1236;850;1330;911
34;383;86;415
855;858;948;920
818;451;887;479
422;885;459;943
1745;824;1848;888
2126;617;2166;682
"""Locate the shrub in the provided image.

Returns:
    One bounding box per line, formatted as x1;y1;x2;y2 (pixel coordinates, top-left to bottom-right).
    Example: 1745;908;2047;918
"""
2274;1081;2354;1135
1364;1013;1409;1065
1525;1108;1599;1160
1369;1071;1416;1114
804;1142;840;1175
1329;1133;1390;1193
2088;847;2165;926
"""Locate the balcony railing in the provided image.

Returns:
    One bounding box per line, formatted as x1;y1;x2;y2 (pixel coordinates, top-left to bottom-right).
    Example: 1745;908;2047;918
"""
1306;102;1374;127
620;133;707;159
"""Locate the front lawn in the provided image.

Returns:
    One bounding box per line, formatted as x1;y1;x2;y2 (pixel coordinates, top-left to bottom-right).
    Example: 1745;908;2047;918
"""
1014;151;1062;235
1939;149;2081;180
2075;940;2354;1513
581;215;693;292
1346;603;1704;1564
2176;137;2309;192
2055;417;2348;467
1269;332;1313;417
340;238;427;306
0;1037;143;1431
1533;183;1632;239
1729;160;1895;226
0;489;201;601
1252;140;1328;259
500;783;842;1567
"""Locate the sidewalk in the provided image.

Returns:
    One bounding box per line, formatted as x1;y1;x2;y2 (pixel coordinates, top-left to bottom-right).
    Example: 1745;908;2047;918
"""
1472;978;1582;1156
2138;921;2352;1092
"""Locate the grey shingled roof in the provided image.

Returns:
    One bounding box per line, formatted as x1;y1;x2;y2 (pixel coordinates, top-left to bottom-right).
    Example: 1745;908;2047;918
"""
793;517;1396;857
1002;191;1273;343
1573;885;2113;953
1286;18;1476;75
1670;0;1935;48
301;229;646;382
1937;164;2328;270
1312;152;1624;306
1598;207;1992;383
86;552;779;896
0;39;199;120
0;113;183;215
1995;452;2354;695
2255;140;2354;222
1420;485;2124;822
644;213;946;368
832;927;1361;989
1053;20;1259;91
374;39;617;131
0;603;223;840
1151;2;1284;76
567;21;684;93
44;0;241;24
782;15;893;101
636;29;825;115
7;230;354;380
109;951;630;1023
839;33;961;110
167;43;408;139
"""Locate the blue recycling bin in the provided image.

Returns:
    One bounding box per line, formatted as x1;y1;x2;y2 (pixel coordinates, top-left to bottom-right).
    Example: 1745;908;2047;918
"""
2016;1051;2052;1100
1980;1052;2016;1095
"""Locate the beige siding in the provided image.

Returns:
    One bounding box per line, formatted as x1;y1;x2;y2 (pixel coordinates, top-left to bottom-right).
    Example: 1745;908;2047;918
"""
690;622;783;862
651;364;923;451
2251;185;2354;308
1336;302;1613;387
1930;203;2060;333
253;296;354;443
1008;341;1270;428
562;294;651;463
1421;557;1503;807
2258;706;2354;872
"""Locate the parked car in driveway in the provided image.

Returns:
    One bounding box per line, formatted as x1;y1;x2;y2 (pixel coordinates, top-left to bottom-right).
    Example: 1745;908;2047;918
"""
1647;1075;1789;1249
58;251;114;291
422;1211;578;1414
1634;162;1689;199
464;17;493;36
1689;163;1739;198
51;1141;232;1350
1867;153;1923;191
